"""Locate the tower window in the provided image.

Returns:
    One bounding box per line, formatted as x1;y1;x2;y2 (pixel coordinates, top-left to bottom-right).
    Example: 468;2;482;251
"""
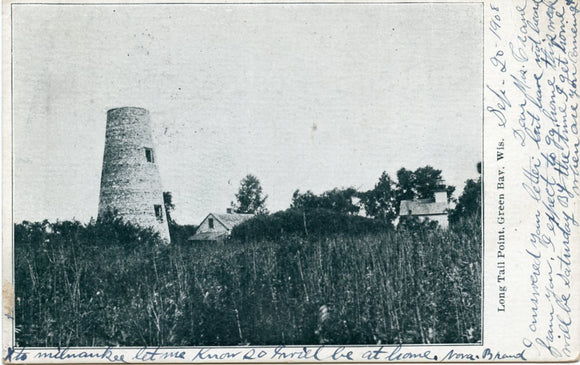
154;205;163;222
145;148;155;163
208;218;214;229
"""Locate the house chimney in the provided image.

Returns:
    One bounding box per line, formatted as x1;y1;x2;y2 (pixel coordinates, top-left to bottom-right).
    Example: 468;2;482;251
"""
434;191;447;203
227;208;233;214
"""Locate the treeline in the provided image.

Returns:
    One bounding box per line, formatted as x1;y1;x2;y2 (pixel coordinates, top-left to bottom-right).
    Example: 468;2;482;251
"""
288;165;481;226
226;165;481;241
14;212;481;347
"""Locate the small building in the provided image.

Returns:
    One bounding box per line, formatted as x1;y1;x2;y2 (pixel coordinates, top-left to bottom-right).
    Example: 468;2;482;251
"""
398;191;449;229
188;209;254;242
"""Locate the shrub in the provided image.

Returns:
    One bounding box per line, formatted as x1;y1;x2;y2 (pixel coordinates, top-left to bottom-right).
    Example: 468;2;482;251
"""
231;208;391;241
168;223;198;245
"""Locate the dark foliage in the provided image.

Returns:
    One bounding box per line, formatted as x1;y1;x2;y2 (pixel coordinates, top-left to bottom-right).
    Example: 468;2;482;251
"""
15;215;480;347
359;172;398;224
448;178;482;225
357;167;455;226
230;208;390;241
395;166;455;208
397;215;440;231
448;162;482;225
161;191;197;243
168;223;198;245
163;192;176;225
291;188;360;215
14;215;168;346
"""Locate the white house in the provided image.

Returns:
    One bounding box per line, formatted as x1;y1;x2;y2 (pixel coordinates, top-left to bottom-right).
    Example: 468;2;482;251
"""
398;191;449;229
188;209;254;242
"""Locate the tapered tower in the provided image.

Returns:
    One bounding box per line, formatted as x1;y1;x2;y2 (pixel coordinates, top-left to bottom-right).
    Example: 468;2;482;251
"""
98;107;170;242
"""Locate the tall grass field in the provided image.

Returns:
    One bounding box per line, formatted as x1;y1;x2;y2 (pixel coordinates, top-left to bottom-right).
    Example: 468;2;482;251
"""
14;214;481;347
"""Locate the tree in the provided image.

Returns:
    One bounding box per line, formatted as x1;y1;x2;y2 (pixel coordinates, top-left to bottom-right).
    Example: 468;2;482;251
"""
232;174;268;214
395;168;416;202
449;163;482;224
291;190;319;210
395;166;455;213
291;188;360;215
163;191;175;225
321;188;360;215
360;171;398;224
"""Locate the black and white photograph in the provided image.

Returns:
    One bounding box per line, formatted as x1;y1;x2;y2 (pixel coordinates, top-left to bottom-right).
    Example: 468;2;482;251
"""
8;1;485;351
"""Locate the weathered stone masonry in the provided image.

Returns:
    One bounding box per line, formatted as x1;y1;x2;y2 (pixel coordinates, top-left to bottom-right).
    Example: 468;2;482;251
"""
98;107;171;242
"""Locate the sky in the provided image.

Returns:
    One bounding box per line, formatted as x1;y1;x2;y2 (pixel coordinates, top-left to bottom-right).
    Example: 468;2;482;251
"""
11;3;483;224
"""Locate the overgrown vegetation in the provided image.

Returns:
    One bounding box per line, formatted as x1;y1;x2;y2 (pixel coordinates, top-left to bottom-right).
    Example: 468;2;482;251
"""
231;208;392;241
14;213;480;347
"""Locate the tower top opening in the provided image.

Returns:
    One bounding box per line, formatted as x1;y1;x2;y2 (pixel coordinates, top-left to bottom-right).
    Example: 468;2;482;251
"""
107;106;149;117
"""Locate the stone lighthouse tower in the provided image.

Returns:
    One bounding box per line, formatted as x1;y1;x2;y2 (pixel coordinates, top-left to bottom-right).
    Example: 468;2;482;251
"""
98;107;171;242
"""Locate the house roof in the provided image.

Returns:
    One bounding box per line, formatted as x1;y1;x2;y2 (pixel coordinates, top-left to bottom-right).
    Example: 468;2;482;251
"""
399;200;448;216
210;213;255;230
187;212;255;241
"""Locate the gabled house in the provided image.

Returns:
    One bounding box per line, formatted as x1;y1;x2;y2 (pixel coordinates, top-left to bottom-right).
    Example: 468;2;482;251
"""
398;191;449;229
188;209;254;242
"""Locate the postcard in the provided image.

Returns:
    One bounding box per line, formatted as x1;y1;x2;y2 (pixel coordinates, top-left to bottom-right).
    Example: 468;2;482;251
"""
2;0;578;362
